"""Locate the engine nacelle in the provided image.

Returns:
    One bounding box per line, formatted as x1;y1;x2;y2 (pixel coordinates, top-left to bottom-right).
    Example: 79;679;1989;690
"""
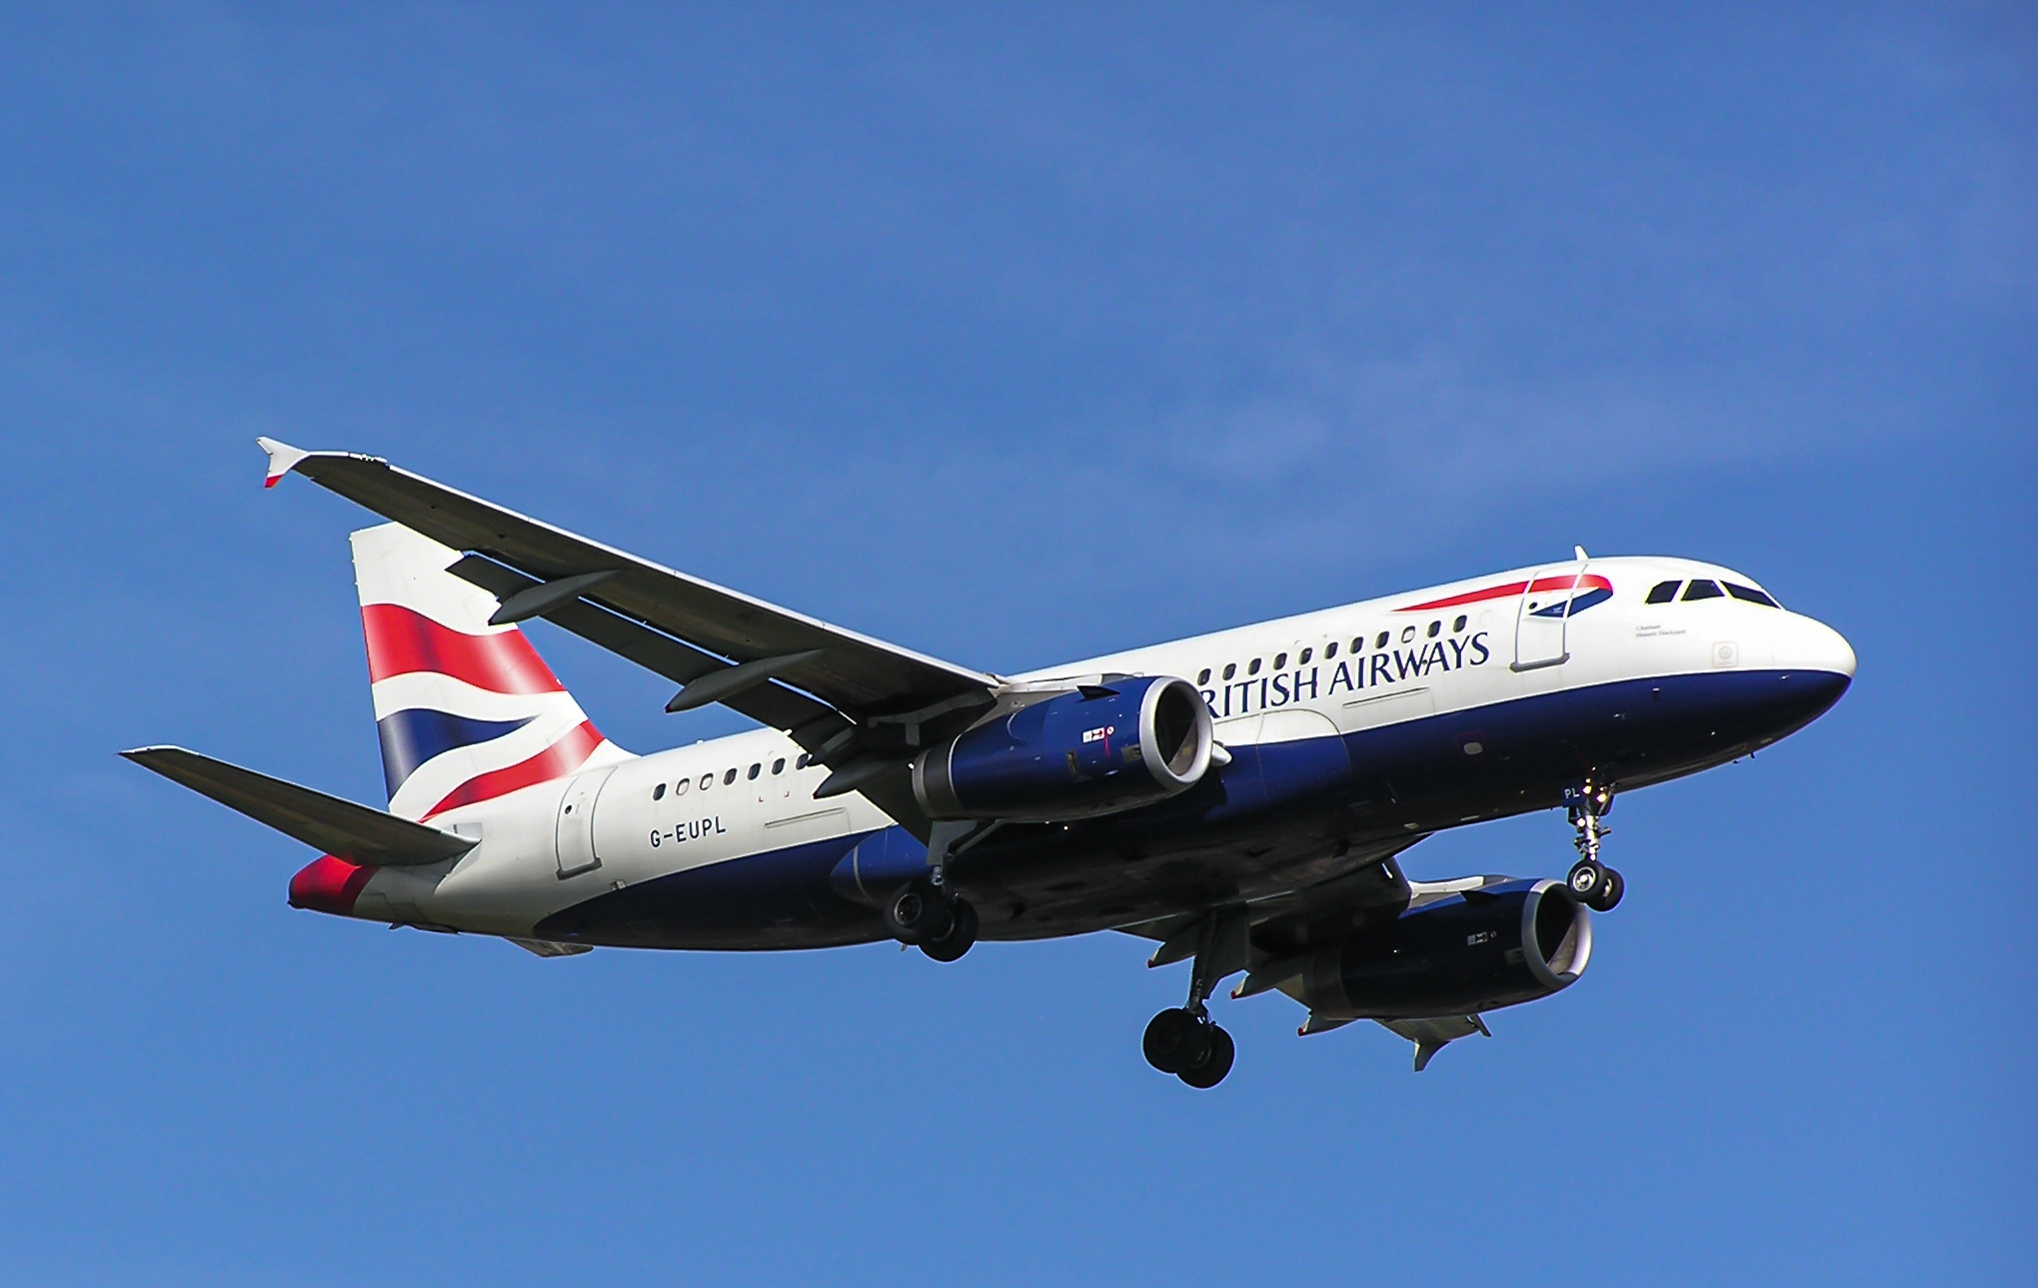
1292;879;1591;1020
911;676;1214;822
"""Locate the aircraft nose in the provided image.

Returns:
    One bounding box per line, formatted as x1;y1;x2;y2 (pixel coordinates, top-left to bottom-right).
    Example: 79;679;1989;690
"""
1769;613;1854;724
1791;615;1857;680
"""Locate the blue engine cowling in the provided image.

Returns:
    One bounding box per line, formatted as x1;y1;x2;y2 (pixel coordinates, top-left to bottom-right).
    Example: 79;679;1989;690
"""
911;676;1214;821
1292;879;1591;1020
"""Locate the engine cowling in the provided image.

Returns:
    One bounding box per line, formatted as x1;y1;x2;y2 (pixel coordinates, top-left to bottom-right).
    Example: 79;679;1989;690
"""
911;676;1214;822
1291;879;1591;1020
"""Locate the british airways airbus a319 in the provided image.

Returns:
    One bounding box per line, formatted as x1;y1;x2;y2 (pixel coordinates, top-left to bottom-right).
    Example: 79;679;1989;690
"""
126;441;1855;1084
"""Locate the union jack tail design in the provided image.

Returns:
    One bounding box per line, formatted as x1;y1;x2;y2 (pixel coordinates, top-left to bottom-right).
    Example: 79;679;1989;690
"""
350;523;630;821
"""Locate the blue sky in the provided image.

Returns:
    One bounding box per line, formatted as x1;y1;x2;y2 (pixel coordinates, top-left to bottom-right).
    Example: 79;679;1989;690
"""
1;5;2031;1285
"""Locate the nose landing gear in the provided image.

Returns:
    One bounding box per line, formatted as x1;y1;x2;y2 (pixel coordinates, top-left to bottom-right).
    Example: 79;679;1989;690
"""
1565;780;1625;913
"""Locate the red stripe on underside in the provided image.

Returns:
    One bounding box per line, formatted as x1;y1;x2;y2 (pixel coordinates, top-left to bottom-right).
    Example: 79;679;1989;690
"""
1396;573;1611;612
421;720;605;820
361;603;567;694
288;855;379;916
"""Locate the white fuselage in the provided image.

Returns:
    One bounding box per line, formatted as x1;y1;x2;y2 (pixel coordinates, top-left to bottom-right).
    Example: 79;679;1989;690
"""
347;555;1855;942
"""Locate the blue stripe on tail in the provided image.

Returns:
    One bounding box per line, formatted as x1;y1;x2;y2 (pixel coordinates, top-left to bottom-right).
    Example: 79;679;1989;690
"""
375;709;535;797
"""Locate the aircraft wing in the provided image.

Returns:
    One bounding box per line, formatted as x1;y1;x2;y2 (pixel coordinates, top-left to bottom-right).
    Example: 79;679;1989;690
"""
257;440;1000;727
121;746;476;866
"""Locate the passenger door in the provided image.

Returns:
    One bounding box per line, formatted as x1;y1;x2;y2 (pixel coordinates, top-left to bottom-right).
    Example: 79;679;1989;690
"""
1513;559;1588;671
555;766;616;878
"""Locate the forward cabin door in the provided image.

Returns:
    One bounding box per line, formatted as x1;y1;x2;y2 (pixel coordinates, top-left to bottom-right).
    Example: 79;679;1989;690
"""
1512;559;1588;671
555;766;616;878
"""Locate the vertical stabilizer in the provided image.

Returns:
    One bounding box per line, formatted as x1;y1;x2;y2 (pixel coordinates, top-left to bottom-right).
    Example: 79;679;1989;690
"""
351;523;629;821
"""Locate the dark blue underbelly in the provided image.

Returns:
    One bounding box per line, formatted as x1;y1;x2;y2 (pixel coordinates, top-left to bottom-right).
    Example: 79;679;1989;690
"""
534;668;1849;950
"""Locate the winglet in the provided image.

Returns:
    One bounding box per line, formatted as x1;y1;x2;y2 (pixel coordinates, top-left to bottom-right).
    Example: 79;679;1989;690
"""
257;437;313;488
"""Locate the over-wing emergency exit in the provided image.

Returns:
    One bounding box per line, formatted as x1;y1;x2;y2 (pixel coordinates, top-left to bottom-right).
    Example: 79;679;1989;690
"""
125;441;1855;1084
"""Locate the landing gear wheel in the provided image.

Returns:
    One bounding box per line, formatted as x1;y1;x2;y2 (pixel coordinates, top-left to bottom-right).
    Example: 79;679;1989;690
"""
883;882;953;945
918;897;978;962
1586;866;1624;912
1567;859;1607;901
1142;1007;1211;1074
1177;1024;1235;1089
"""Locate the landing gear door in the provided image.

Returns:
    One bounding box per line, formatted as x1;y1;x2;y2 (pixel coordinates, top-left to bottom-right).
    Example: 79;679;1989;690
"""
555;766;616;878
1513;561;1586;671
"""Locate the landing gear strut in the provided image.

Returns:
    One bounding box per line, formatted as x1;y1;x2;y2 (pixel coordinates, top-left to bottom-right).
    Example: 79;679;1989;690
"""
884;879;978;962
1565;780;1625;913
1142;908;1245;1088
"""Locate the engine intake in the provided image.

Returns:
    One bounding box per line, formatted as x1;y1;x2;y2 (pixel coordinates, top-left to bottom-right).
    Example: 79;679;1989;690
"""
1291;879;1591;1020
912;676;1214;822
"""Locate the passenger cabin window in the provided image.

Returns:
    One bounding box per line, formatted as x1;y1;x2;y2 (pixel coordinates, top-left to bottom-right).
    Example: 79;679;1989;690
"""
772;758;786;775
796;753;811;769
1453;615;1467;632
699;773;713;790
723;768;738;786
1645;580;1681;604
1374;631;1389;649
1350;637;1363;653
1426;620;1441;638
1298;647;1312;664
1725;583;1780;608
1222;662;1237;681
676;778;690;795
1682;580;1724;601
1273;652;1287;670
1325;641;1337;659
748;763;761;780
1248;658;1262;675
652;782;665;801
1197;668;1211;685
1400;626;1416;643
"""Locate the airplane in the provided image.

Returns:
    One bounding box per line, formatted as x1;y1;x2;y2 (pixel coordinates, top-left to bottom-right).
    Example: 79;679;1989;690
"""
124;440;1855;1085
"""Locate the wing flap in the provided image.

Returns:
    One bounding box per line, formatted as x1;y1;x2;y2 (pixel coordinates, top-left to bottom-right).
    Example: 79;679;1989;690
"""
121;746;475;866
445;554;850;740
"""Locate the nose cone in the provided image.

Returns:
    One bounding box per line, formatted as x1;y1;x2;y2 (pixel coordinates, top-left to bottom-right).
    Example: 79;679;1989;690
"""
1771;614;1854;726
1788;615;1857;681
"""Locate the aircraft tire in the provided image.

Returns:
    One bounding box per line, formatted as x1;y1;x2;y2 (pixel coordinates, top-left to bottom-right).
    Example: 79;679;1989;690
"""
1142;1008;1210;1074
1566;859;1607;901
1177;1024;1235;1089
918;897;977;962
1587;866;1624;912
884;882;952;945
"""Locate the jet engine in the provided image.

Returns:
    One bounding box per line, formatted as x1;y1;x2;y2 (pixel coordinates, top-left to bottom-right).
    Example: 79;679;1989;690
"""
911;676;1214;822
1286;879;1591;1020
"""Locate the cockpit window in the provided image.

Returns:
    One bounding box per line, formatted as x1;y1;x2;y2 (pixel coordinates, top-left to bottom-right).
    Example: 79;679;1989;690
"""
1682;579;1724;601
1725;582;1780;608
1645;580;1681;605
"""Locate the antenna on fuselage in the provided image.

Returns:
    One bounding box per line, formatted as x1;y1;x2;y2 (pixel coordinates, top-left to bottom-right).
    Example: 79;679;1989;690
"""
1574;545;1589;561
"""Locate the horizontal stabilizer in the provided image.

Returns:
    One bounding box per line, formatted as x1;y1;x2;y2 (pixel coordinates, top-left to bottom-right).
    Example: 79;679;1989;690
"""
120;746;476;866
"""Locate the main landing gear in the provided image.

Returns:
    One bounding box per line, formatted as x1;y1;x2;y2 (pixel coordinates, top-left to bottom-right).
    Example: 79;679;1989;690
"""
1141;907;1247;1088
884;878;978;962
1143;1006;1235;1088
1564;780;1625;913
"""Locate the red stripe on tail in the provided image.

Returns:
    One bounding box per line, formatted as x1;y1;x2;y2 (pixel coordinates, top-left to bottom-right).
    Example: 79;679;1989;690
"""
421;720;606;819
361;603;567;694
